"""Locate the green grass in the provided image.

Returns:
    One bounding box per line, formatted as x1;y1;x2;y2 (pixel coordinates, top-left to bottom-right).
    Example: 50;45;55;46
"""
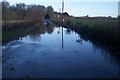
61;17;119;53
81;19;119;39
63;17;119;40
2;22;40;44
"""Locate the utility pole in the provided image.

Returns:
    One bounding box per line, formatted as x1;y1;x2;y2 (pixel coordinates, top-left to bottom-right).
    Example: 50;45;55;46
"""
61;0;64;48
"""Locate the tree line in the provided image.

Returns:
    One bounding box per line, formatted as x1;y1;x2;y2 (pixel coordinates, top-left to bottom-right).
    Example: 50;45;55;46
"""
1;1;54;22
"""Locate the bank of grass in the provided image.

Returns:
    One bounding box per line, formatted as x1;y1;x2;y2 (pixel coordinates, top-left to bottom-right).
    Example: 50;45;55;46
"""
2;22;40;44
64;17;119;40
60;17;120;53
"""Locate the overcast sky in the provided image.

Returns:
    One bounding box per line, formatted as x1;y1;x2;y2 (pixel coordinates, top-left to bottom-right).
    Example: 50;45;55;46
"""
2;0;120;17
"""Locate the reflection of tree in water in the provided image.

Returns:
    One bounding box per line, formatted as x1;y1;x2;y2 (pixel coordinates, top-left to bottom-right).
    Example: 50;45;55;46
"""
55;26;61;34
92;42;120;77
46;24;55;34
77;33;120;74
28;24;47;42
65;29;72;34
76;35;83;44
91;41;120;67
28;23;55;41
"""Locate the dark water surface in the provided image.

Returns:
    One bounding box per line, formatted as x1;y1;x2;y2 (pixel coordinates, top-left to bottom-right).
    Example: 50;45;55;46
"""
2;24;120;78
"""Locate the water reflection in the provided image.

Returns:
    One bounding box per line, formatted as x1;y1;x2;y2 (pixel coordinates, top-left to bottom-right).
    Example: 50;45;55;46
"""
28;23;55;42
76;39;83;44
91;42;120;77
65;29;71;34
46;24;55;34
91;42;120;78
2;23;120;78
91;41;120;65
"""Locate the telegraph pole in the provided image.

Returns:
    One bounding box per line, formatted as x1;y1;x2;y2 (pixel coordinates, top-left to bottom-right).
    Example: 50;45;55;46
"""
61;0;64;48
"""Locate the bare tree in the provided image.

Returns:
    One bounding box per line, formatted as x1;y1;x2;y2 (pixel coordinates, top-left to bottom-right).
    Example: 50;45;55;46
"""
46;6;54;19
27;5;46;22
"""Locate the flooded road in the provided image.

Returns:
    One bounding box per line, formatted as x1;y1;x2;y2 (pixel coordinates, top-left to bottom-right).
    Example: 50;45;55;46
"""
2;24;120;78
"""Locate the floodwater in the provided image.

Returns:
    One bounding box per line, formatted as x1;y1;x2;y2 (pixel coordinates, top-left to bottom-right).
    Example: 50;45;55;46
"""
2;24;120;78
